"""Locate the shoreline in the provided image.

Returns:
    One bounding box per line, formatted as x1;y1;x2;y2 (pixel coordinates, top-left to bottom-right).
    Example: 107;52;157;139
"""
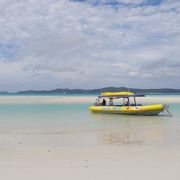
0;95;180;104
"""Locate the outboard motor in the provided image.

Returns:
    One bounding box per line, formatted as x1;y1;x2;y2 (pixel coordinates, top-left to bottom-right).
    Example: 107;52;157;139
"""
163;104;172;116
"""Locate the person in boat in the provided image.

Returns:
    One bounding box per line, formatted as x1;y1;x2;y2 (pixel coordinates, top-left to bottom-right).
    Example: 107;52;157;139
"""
102;99;106;106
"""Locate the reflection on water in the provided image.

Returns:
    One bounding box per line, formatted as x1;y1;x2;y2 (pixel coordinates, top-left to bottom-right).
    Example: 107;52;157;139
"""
90;112;165;122
99;129;163;145
100;131;144;145
90;113;175;146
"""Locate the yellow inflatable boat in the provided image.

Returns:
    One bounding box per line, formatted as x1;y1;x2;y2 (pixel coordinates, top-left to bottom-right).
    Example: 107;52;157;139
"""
89;91;170;116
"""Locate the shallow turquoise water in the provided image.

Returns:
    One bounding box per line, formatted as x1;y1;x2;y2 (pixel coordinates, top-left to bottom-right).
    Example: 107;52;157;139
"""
0;97;180;146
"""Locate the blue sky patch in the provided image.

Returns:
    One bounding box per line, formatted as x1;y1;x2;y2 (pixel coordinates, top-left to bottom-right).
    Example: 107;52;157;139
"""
0;43;20;60
70;0;163;8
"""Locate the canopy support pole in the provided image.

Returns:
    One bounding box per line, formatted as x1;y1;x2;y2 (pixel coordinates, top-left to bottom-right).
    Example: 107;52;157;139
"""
134;97;136;106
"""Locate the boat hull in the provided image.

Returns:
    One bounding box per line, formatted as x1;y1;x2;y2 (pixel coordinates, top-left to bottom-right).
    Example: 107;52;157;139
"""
89;104;164;116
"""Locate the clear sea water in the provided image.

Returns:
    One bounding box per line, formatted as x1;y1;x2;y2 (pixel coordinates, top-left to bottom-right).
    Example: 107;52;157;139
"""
0;94;180;147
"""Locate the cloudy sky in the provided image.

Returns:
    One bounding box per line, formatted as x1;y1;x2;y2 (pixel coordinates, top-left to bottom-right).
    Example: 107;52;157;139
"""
0;0;180;91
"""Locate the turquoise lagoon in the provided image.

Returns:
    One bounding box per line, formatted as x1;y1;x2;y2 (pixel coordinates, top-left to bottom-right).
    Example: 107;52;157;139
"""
0;95;180;147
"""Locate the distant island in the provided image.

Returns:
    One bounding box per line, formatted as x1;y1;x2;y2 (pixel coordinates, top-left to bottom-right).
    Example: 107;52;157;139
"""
0;91;9;94
13;87;180;94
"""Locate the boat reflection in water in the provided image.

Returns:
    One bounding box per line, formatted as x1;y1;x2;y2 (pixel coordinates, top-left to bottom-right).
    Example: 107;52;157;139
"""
99;129;163;145
90;113;165;146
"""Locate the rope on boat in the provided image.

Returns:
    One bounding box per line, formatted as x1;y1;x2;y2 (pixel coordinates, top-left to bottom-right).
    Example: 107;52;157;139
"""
163;104;172;117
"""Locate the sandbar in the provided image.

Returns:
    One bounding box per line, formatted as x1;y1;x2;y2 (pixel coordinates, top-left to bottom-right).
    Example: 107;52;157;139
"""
0;95;180;104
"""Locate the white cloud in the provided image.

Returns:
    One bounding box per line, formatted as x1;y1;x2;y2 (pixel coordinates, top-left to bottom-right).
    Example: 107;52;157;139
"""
0;0;180;91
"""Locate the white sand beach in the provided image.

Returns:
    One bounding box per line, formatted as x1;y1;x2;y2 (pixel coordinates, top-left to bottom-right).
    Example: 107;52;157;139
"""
0;95;180;180
0;133;180;180
0;95;180;104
